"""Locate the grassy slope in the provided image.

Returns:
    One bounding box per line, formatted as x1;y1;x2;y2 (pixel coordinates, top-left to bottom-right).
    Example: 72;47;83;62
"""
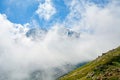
59;46;120;80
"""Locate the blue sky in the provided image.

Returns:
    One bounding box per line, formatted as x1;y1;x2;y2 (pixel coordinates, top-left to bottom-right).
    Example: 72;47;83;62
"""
0;0;109;28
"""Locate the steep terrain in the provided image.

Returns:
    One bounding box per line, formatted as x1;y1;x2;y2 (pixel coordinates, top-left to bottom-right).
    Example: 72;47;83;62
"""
59;46;120;80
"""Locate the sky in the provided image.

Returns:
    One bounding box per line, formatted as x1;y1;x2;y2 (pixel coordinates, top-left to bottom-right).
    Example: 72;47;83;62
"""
0;0;109;27
0;0;120;80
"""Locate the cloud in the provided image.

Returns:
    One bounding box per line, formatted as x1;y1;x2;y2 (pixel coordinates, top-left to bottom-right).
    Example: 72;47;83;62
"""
0;0;120;80
36;0;56;20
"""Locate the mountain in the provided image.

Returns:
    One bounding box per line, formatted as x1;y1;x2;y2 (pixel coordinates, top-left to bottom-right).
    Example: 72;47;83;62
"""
26;28;47;40
59;46;120;80
59;28;80;38
25;27;80;40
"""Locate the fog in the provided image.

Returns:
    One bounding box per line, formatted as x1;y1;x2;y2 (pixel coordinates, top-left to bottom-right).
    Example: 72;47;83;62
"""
0;0;120;80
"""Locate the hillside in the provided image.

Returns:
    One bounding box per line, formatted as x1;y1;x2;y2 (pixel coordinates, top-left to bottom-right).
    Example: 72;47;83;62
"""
59;46;120;80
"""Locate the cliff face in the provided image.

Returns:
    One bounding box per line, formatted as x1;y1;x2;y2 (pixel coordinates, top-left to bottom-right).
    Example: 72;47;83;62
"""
59;46;120;80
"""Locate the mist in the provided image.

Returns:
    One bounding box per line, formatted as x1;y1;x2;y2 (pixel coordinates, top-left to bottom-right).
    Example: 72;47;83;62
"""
0;0;120;80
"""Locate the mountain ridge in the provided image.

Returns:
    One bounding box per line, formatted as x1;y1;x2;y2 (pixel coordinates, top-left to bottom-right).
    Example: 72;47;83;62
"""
59;46;120;80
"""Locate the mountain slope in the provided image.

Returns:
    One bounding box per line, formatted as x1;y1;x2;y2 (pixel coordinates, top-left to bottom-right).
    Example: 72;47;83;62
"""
59;46;120;80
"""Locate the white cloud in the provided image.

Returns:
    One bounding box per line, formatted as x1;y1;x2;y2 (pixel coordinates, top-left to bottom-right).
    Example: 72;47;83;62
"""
0;0;120;80
36;0;56;20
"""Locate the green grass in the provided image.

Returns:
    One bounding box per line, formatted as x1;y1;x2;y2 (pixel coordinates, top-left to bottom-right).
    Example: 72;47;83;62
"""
59;46;120;80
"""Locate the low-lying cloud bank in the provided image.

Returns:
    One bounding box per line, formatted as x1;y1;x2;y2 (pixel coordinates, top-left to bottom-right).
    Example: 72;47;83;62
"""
0;0;120;80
